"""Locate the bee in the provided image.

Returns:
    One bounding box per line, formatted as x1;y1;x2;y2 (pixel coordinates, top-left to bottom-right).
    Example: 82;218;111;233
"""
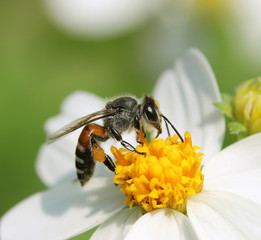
48;95;183;186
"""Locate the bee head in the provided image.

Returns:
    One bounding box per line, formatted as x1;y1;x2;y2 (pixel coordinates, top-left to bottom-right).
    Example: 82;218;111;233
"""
141;96;162;137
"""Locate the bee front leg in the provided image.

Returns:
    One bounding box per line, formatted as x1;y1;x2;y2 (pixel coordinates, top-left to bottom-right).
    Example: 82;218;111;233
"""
134;115;146;145
110;126;146;156
136;129;146;146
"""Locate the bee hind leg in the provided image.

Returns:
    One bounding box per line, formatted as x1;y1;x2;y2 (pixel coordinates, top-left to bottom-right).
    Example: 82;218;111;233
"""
103;155;116;172
91;137;116;172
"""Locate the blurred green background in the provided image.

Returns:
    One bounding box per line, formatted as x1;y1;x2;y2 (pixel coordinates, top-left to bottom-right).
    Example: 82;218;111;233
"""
0;0;260;239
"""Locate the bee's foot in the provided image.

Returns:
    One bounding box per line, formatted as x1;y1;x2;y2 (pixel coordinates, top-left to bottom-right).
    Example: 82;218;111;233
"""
137;141;144;146
135;150;147;157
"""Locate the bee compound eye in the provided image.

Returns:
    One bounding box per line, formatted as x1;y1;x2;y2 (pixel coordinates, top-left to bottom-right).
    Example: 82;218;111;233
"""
144;103;158;124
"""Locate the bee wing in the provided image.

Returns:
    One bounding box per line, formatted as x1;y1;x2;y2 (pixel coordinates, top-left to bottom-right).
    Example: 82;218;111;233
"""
47;109;117;143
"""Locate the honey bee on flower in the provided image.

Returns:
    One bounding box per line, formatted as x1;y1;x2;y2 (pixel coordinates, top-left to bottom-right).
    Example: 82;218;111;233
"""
2;49;261;240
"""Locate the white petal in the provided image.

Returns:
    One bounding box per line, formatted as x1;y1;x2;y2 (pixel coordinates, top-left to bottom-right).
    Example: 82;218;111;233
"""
229;0;261;64
0;178;125;240
60;91;105;119
154;48;225;163
125;208;198;240
36;91;110;186
36;142;114;187
45;91;105;135
36;143;76;187
187;190;261;240
203;133;261;205
91;207;142;240
43;0;165;39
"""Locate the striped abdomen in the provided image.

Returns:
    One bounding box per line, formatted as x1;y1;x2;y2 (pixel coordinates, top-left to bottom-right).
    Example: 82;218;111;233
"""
75;124;107;186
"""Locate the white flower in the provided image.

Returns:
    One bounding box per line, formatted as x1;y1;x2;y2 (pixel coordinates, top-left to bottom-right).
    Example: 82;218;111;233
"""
138;0;261;76
42;0;165;39
2;49;260;240
42;0;261;67
228;0;261;66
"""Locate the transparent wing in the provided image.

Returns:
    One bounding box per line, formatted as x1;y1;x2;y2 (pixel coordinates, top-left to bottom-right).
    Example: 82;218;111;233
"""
47;109;117;143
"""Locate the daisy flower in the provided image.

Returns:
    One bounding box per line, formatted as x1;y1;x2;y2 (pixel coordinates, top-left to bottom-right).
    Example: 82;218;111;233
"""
42;0;165;39
42;0;261;67
229;0;261;66
2;49;260;239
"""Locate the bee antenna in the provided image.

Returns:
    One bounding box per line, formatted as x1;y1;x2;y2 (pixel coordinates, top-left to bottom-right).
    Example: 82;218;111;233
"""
161;114;184;142
163;116;171;137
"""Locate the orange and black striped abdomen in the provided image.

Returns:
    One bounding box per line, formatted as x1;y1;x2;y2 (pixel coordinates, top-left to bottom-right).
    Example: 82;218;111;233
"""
76;123;107;186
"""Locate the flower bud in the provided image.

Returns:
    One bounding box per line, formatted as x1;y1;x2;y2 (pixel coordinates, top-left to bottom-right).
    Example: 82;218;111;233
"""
233;78;261;135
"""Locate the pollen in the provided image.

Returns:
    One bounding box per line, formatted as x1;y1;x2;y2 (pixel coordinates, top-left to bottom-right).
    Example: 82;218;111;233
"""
111;132;204;213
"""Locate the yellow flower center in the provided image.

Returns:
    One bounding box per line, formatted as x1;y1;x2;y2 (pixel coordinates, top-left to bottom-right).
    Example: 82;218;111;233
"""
111;132;204;213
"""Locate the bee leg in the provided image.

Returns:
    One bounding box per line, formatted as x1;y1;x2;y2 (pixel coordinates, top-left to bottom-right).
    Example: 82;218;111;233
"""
136;129;146;145
110;126;146;156
134;115;146;145
103;155;116;172
91;137;116;172
121;141;146;156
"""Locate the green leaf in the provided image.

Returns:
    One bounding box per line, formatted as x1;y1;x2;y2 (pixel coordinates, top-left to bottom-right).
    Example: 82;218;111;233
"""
228;121;247;135
221;93;233;104
70;227;97;239
214;93;234;119
214;102;233;119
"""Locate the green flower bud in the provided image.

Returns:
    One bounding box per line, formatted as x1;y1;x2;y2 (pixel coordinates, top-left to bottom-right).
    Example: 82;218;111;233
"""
233;77;261;135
